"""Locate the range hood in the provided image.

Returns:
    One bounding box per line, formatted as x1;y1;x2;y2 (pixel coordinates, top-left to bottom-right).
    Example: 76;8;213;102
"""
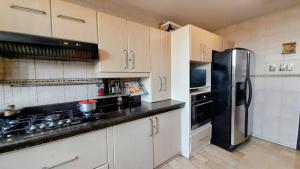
0;31;99;61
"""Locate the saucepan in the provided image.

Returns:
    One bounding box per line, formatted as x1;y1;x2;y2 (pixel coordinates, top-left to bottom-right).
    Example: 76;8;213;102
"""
79;100;97;113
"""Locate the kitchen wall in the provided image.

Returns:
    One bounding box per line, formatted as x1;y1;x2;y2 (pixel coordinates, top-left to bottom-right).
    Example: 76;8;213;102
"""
0;58;101;110
216;5;300;148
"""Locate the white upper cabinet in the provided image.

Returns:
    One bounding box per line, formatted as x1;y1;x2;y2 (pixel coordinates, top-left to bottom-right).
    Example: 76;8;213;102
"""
149;28;162;102
127;20;150;72
146;28;171;102
51;0;97;43
98;12;127;72
97;13;150;73
161;31;171;100
190;25;222;63
0;0;51;37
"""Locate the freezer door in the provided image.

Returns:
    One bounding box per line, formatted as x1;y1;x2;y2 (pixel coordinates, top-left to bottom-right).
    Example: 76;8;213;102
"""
231;49;249;146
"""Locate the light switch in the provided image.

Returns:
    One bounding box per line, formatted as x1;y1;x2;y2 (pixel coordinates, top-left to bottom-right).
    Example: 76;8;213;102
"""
269;64;276;72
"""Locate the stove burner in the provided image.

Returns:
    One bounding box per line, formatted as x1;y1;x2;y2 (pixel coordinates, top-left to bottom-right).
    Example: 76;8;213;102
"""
45;114;61;122
0;108;106;139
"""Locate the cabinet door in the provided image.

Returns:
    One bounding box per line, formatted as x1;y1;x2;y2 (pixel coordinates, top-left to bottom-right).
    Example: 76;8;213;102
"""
153;110;181;168
51;0;97;43
0;0;51;37
113;117;153;169
161;31;171;100
212;34;223;52
0;129;108;169
150;28;163;102
190;25;202;62
98;12;128;72
127;20;150;72
202;30;213;63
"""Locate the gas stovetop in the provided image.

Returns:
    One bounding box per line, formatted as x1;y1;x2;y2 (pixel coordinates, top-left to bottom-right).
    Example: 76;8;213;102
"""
0;108;107;140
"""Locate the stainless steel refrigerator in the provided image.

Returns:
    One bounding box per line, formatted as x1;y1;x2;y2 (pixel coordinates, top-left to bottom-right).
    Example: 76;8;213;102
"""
211;48;255;151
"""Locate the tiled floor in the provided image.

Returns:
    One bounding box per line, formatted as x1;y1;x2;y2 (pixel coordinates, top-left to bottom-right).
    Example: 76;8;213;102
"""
158;137;300;169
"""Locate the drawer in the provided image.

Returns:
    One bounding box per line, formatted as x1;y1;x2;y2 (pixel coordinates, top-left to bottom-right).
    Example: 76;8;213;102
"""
191;124;212;150
0;129;107;169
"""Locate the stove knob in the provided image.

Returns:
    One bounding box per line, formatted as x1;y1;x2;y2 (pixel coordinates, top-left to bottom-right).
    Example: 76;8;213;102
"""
39;123;47;129
66;119;72;124
29;125;37;131
57;120;64;126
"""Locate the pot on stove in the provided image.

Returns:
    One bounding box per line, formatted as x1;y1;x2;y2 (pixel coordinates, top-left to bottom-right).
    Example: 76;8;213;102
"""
79;100;97;114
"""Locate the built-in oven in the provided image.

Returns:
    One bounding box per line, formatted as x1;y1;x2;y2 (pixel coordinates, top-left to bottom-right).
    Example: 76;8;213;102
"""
191;92;213;130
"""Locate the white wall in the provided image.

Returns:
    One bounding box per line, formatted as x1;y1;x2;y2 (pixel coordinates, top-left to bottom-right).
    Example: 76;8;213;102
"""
0;58;100;109
216;5;300;148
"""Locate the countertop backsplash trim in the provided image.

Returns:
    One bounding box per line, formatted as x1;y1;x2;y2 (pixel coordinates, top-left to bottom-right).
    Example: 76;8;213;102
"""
0;78;104;87
251;74;300;78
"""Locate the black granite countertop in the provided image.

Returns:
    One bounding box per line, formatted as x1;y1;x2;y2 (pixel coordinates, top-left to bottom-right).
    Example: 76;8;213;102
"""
0;99;185;154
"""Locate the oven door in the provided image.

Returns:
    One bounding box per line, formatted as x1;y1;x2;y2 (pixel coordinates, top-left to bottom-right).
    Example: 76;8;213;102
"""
191;99;213;130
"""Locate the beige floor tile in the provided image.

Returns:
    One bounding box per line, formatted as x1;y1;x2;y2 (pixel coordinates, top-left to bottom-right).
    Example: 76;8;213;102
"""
156;137;300;169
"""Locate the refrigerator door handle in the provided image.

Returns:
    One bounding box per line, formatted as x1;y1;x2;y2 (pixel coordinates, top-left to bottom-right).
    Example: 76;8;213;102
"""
246;52;252;108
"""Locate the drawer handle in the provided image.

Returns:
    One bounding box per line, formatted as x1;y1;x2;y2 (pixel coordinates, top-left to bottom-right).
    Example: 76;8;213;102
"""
42;156;79;169
10;5;47;15
57;15;86;23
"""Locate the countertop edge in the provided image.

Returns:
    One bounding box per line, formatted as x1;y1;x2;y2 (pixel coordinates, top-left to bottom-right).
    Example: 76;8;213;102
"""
0;101;185;154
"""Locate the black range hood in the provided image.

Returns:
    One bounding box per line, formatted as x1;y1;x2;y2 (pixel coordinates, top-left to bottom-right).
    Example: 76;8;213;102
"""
0;31;99;61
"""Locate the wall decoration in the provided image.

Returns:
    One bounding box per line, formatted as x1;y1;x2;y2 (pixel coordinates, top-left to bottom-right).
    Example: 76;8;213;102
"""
282;42;296;54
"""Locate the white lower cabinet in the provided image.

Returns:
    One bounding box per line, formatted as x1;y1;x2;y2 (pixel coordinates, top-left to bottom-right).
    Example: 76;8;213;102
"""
153;110;181;168
113;109;181;169
0;110;181;169
0;129;108;169
113;117;154;169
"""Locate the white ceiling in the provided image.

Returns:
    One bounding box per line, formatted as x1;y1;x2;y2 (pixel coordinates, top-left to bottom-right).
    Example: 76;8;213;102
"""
68;0;300;31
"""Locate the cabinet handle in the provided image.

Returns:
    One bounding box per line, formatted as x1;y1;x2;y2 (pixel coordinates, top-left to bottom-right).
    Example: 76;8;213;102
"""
130;50;135;69
158;76;163;92
124;49;128;69
42;156;79;169
10;5;47;15
163;76;167;91
150;118;154;137
57;15;86;23
155;117;159;135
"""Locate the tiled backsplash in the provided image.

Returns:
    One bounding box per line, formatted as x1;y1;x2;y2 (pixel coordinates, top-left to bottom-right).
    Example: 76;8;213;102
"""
0;58;100;110
216;5;300;148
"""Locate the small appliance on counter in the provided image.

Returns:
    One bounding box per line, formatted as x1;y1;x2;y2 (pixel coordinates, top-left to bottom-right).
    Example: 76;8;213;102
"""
211;48;255;151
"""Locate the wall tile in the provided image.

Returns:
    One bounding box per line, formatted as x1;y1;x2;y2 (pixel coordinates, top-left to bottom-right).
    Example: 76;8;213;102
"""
0;85;4;109
64;85;88;102
19;59;36;79
35;60;64;79
63;61;87;78
36;86;65;105
87;84;99;99
3;85;13;106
